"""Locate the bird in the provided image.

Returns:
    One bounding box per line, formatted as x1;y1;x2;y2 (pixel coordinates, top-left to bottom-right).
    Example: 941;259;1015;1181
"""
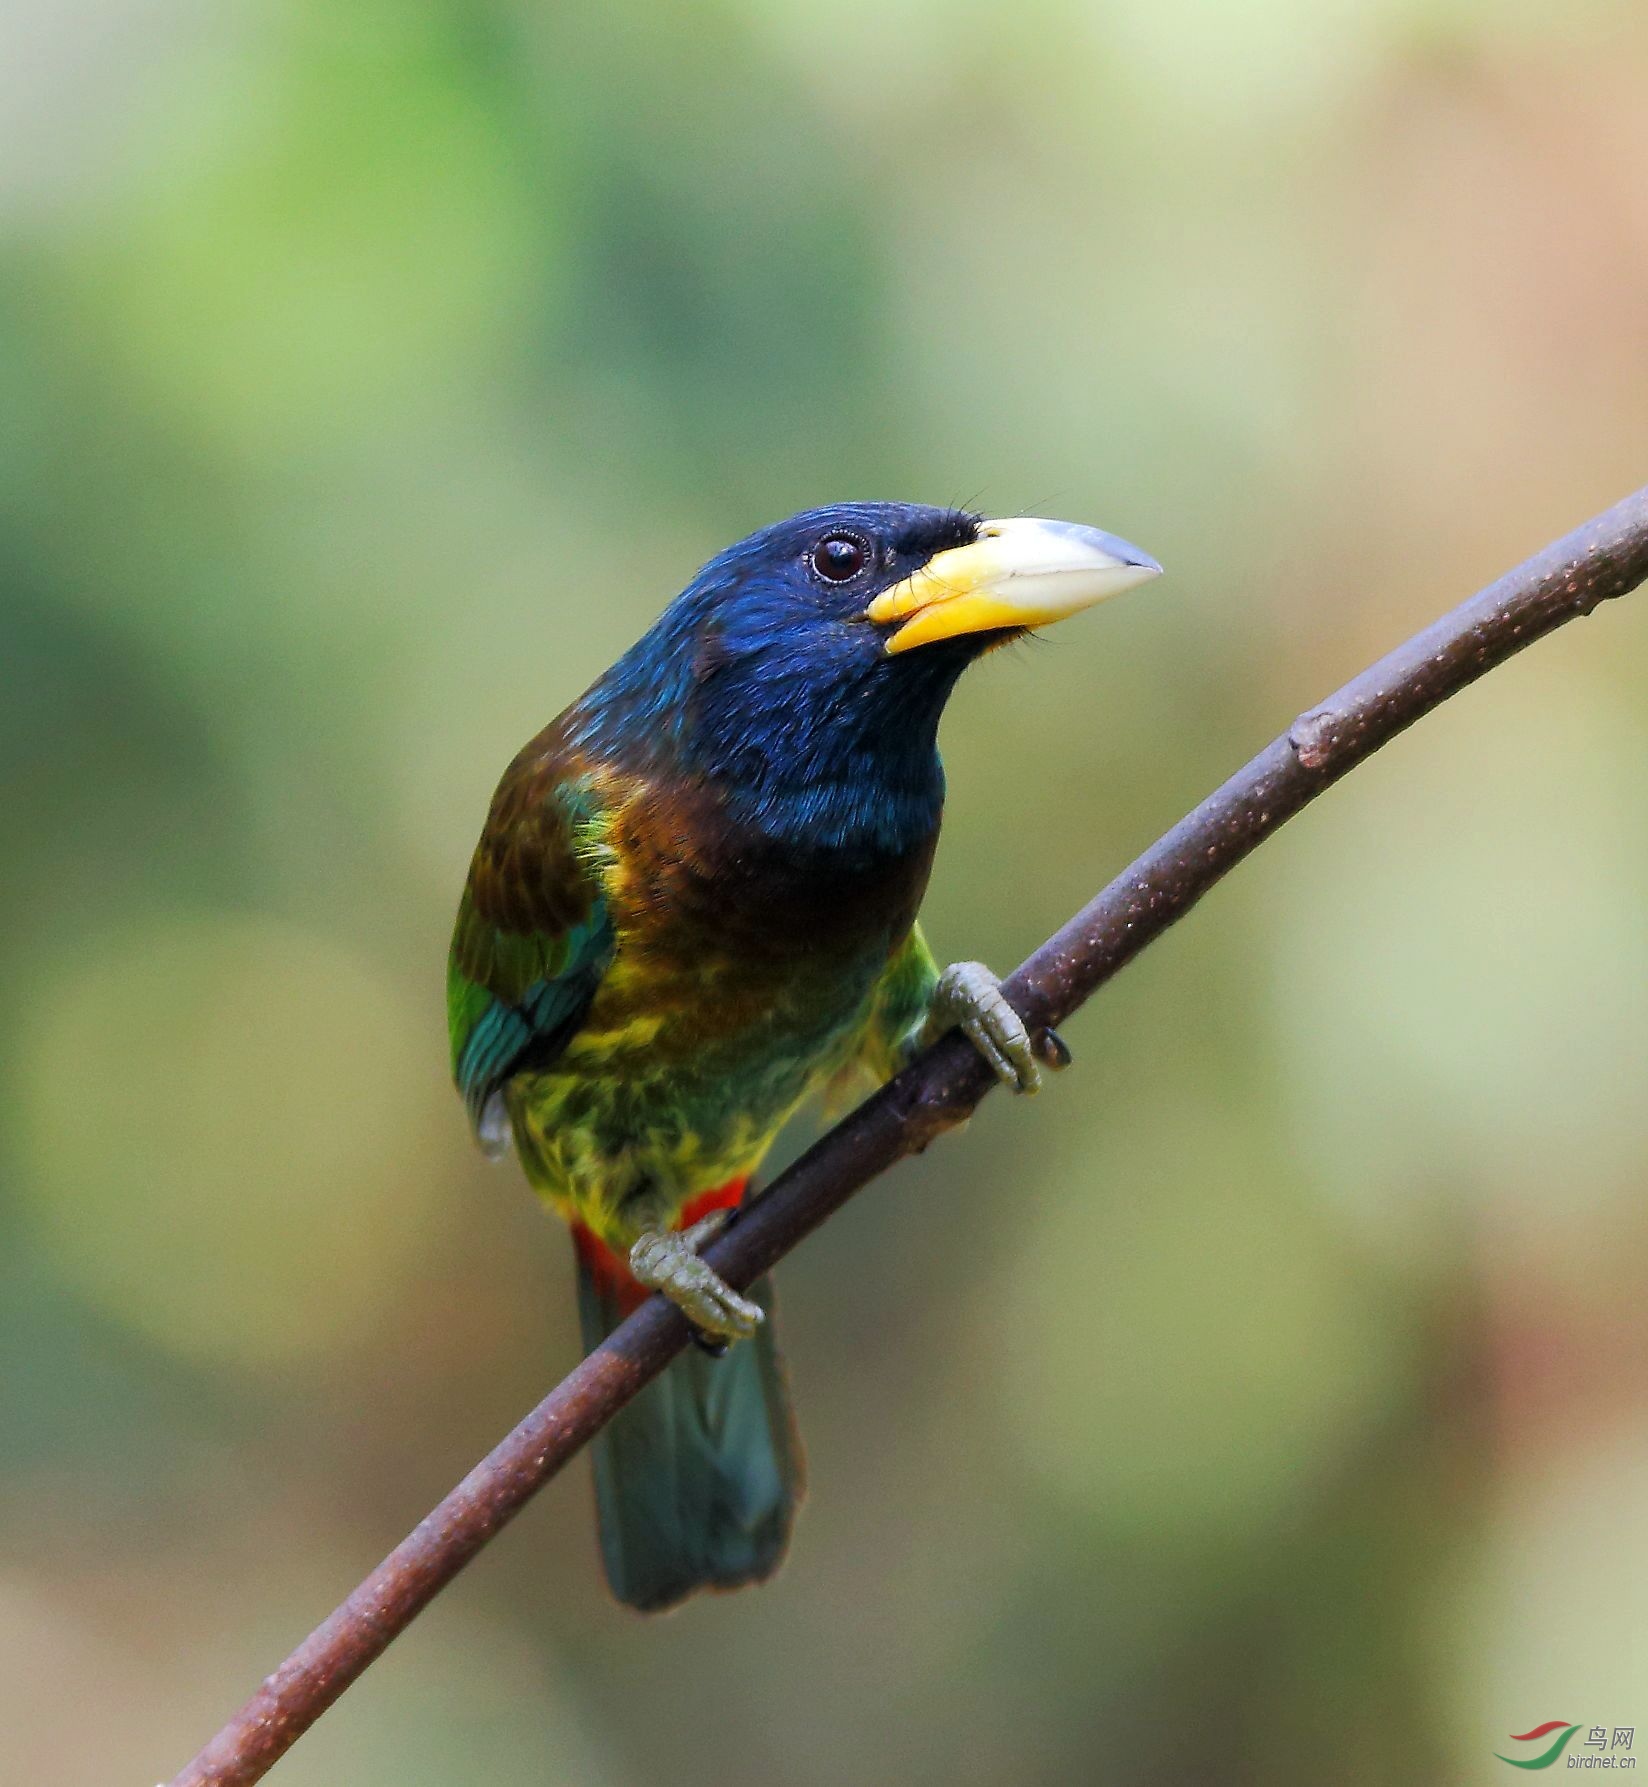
448;502;1161;1611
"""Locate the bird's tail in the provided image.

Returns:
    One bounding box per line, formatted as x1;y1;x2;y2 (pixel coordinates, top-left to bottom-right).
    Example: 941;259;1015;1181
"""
572;1181;804;1613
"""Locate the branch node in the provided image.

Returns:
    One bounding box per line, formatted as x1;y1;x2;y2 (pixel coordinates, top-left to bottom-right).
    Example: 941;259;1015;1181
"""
1287;707;1342;770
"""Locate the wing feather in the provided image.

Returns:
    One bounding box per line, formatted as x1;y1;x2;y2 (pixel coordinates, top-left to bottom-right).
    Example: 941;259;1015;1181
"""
447;741;615;1144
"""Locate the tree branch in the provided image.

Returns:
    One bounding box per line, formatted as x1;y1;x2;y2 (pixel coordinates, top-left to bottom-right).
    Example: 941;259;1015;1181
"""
167;486;1648;1787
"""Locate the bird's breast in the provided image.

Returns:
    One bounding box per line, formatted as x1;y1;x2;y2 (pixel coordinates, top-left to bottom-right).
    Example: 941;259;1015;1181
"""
610;775;936;970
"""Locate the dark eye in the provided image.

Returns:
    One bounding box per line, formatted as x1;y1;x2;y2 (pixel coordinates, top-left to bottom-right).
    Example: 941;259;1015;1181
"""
810;533;868;583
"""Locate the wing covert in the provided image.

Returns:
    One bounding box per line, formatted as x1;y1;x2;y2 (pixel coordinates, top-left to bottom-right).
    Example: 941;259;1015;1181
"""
447;761;615;1148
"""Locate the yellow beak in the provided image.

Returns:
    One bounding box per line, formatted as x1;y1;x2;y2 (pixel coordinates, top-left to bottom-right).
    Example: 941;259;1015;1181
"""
865;515;1162;654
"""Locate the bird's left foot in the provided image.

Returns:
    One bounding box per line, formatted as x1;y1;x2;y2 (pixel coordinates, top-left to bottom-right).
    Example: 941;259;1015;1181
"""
924;960;1070;1095
629;1211;764;1345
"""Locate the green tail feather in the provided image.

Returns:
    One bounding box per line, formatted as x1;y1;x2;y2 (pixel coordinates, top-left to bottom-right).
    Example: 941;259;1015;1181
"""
576;1254;804;1613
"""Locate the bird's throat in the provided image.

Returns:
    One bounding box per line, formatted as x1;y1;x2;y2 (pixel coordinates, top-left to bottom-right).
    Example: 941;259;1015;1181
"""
686;638;966;859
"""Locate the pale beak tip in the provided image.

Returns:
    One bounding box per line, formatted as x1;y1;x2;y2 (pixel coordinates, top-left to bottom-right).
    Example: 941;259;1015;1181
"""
1098;531;1163;579
1028;518;1163;580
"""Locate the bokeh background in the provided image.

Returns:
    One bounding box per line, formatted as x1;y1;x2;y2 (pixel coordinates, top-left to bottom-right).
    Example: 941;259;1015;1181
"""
5;2;1648;1781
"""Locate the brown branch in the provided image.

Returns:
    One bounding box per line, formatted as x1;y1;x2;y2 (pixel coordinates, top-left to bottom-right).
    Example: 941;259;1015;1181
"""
167;485;1648;1787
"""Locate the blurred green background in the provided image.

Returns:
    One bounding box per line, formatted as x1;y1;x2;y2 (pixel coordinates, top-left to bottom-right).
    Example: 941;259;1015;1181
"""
5;2;1648;1782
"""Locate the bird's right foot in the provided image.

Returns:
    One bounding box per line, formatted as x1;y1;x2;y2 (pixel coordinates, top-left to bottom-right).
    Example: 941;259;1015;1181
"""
629;1210;764;1344
924;960;1069;1095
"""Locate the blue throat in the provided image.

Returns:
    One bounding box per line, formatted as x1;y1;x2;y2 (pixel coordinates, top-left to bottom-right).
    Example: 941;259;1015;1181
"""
688;652;954;857
574;603;969;862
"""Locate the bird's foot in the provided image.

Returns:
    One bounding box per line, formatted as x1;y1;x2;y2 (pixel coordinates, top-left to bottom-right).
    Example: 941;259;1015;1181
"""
924;961;1071;1095
629;1210;764;1345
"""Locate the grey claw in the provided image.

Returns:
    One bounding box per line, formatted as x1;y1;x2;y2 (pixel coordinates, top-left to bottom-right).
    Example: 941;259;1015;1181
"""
629;1220;763;1343
927;960;1044;1094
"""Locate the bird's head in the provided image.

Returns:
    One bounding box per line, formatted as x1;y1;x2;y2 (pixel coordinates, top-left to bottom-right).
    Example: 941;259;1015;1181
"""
678;499;1161;662
577;501;1161;849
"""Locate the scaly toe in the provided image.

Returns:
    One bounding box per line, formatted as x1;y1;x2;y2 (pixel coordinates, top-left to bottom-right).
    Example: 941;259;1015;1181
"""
677;1272;763;1341
933;961;1042;1094
628;1228;763;1343
628;1231;677;1285
708;1287;763;1340
678;1208;732;1251
962;1017;1034;1092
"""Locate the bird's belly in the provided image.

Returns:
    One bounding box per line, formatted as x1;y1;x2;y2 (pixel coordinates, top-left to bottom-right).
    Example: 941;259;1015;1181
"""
504;952;878;1246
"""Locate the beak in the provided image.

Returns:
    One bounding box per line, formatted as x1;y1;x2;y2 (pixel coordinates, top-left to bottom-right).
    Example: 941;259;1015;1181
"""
865;516;1163;655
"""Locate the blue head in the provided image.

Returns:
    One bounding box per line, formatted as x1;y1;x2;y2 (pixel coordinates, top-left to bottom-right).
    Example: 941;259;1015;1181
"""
573;501;1160;856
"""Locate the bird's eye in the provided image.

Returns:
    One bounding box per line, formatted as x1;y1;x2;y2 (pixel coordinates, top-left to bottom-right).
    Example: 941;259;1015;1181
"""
810;534;868;583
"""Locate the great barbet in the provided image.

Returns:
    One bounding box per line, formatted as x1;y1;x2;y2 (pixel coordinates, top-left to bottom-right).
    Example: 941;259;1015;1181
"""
448;503;1160;1610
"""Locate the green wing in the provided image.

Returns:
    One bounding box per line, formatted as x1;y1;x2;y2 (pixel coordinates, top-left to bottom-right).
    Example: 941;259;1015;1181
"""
447;757;614;1148
854;923;941;1082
